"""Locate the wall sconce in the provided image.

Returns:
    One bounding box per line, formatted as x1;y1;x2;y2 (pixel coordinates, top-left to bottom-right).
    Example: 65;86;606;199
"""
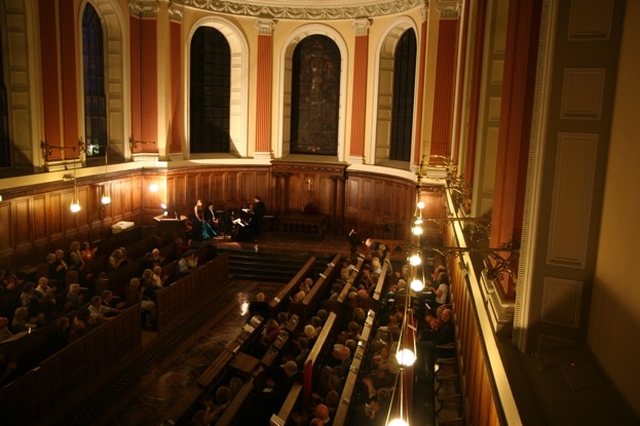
100;186;111;205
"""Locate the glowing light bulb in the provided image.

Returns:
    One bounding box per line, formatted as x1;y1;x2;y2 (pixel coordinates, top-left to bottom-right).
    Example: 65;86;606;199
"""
414;217;423;225
70;202;81;213
149;183;158;193
101;195;111;205
409;254;421;266
396;348;416;367
417;201;425;209
388;419;409;426
410;279;424;292
412;225;423;236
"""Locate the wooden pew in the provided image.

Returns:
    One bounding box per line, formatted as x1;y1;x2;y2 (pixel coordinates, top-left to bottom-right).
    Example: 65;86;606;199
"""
197;315;265;389
353;252;391;313
289;253;342;322
269;255;317;316
93;241;180;298
323;257;364;316
155;248;227;334
0;304;143;425
271;311;340;426
333;309;376;426
215;377;255;425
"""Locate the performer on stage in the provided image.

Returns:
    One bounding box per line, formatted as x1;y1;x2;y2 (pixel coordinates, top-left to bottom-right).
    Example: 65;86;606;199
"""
249;196;266;242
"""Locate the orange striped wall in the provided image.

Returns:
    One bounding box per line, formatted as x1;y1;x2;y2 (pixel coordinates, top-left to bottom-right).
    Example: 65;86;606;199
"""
59;0;79;157
430;19;459;157
349;34;368;158
170;20;182;153
255;33;273;153
39;0;62;160
130;16;142;144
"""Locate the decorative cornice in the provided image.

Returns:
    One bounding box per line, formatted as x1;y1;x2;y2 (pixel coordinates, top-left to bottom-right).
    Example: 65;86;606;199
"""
255;18;276;34
129;0;160;18
169;3;184;21
435;0;460;18
352;18;371;36
178;0;423;20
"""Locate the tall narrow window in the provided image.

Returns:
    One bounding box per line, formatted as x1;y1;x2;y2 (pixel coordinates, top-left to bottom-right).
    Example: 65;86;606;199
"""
82;4;107;160
291;35;340;156
390;29;417;162
0;32;9;167
190;27;231;153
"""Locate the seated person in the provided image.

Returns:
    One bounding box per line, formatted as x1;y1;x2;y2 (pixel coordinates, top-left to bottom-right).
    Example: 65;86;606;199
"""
0;317;14;342
65;284;85;312
176;251;198;277
248;292;270;320
88;295;121;322
68;307;94;342
11;307;35;333
151;248;166;267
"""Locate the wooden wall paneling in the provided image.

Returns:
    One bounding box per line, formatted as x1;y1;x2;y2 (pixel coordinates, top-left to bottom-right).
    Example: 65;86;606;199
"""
225;170;239;206
124;176;135;215
239;171;255;204
0;202;12;269
47;192;64;242
14;198;31;246
186;173;199;206
210;172;227;208
255;170;271;207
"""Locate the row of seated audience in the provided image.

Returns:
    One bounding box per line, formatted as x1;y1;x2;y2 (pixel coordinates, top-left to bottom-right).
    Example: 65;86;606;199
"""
0;232;211;394
185;244;398;425
185;240;458;426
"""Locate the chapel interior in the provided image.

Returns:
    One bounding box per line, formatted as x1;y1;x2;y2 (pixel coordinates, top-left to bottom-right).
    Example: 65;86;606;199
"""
0;0;639;425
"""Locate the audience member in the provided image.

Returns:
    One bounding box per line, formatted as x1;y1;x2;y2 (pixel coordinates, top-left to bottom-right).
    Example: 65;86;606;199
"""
248;292;270;320
0;317;13;342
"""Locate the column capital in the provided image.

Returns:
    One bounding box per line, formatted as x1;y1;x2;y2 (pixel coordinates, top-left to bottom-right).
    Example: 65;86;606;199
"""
420;2;430;22
129;0;159;18
168;3;184;21
352;18;371;36
436;0;460;18
255;19;276;35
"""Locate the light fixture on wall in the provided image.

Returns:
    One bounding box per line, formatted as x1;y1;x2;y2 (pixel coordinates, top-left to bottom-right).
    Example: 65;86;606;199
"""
70;159;81;213
101;142;111;205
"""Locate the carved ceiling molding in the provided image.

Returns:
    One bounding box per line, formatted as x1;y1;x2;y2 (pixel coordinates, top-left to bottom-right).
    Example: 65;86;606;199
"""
178;0;424;20
129;0;160;17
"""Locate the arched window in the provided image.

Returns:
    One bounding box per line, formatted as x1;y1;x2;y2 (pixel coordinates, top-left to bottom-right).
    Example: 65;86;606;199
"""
290;35;340;156
190;27;231;153
0;32;10;167
82;3;107;161
390;28;416;162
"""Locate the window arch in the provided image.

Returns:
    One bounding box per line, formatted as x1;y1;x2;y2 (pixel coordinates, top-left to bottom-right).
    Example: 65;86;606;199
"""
186;18;249;158
290;35;340;156
77;0;127;163
372;18;419;168
82;3;107;161
190;27;231;154
390;28;417;162
277;25;348;161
